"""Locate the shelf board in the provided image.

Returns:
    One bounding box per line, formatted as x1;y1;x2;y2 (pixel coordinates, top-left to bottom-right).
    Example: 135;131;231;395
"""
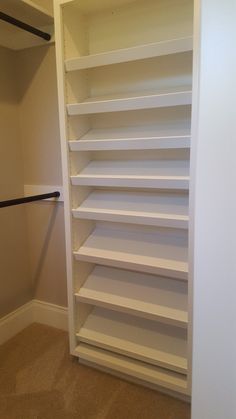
74;226;188;280
75;266;188;327
67;87;192;116
69;127;191;151
65;37;193;71
77;307;187;374
76;343;188;395
71;159;189;190
0;0;54;50
72;191;189;229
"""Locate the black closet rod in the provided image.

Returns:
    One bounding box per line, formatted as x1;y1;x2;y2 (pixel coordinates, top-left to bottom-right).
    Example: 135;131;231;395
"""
0;192;60;208
0;11;51;41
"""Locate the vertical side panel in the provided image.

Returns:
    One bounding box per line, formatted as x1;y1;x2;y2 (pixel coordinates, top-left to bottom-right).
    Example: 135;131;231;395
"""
53;0;76;352
187;0;201;396
191;0;236;418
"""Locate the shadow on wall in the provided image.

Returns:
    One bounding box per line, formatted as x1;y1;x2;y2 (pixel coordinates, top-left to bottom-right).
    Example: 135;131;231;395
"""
16;45;50;102
26;200;68;308
0;205;31;317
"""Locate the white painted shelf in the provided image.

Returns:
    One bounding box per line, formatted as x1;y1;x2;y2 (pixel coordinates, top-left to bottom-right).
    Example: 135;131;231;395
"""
67;87;192;116
75;266;188;327
55;0;193;396
77;307;187;374
0;0;54;50
76;343;188;395
71;160;189;190
69;127;191;151
72;191;189;229
74;226;188;280
65;37;193;71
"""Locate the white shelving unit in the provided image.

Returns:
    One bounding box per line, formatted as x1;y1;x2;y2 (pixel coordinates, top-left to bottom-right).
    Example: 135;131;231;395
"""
0;0;54;50
54;0;193;398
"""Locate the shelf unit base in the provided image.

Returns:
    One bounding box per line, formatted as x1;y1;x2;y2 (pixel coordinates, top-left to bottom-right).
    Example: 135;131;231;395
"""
75;343;190;399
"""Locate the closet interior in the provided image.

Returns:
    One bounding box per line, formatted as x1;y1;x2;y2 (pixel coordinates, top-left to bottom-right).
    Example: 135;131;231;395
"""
0;0;67;321
55;0;193;398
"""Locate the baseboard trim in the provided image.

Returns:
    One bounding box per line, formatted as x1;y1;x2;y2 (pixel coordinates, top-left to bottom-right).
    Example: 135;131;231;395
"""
0;301;33;345
0;300;68;345
32;299;68;331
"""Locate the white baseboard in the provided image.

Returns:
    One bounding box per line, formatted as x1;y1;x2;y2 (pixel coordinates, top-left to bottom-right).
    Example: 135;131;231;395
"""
0;300;68;345
0;302;33;345
32;299;68;331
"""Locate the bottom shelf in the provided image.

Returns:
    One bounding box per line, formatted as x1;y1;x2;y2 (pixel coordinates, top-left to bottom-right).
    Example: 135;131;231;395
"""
77;307;187;374
76;343;188;396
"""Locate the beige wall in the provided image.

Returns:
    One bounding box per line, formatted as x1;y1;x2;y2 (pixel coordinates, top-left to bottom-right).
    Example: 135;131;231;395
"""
31;0;54;15
17;44;68;307
0;42;67;318
0;46;31;317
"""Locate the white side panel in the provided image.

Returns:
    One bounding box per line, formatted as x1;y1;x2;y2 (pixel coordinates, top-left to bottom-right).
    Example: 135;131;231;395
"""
54;0;76;352
191;1;236;418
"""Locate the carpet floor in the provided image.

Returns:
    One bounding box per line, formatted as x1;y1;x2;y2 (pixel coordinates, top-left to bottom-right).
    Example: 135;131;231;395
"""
0;323;191;419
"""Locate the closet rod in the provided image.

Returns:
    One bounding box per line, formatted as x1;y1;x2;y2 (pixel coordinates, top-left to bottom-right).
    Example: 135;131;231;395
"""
0;192;60;208
0;11;51;41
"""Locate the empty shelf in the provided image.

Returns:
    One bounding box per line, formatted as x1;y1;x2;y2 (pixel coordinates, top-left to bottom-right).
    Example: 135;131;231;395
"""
77;307;187;374
76;343;188;394
75;266;188;327
72;191;189;229
65;37;193;71
74;226;188;280
67;88;192;115
71;160;189;190
69;127;191;151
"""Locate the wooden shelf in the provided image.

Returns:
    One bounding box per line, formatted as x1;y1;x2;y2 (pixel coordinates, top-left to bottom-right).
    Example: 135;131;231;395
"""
77;307;187;374
69;127;191;151
76;343;188;395
65;37;193;71
72;191;189;229
71;160;189;190
0;0;54;50
74;226;188;280
56;0;194;398
67;87;192;116
75;266;188;327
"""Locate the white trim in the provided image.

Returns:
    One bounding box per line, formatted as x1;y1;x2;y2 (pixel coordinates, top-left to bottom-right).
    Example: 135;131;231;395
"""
0;300;68;345
32;299;68;331
0;301;33;345
24;185;64;202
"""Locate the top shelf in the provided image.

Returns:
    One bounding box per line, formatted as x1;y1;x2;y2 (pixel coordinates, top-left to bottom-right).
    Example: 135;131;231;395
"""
65;37;193;71
0;0;54;50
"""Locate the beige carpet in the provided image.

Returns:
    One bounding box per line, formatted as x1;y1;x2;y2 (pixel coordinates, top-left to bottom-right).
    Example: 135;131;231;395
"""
0;323;191;419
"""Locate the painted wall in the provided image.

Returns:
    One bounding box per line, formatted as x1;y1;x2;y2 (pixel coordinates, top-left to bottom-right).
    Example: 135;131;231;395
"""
0;1;67;318
17;44;67;308
31;0;54;15
0;42;67;317
191;0;236;418
0;46;31;317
